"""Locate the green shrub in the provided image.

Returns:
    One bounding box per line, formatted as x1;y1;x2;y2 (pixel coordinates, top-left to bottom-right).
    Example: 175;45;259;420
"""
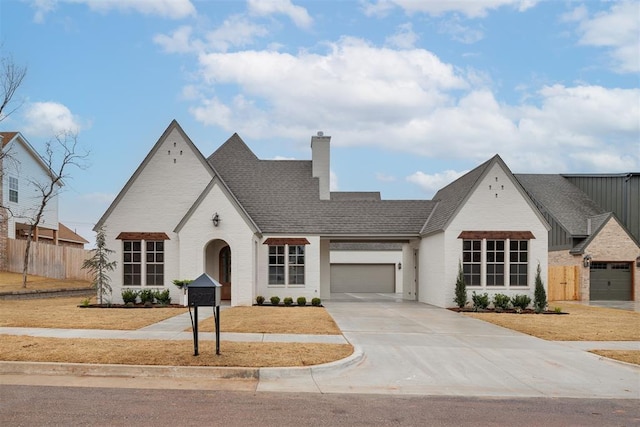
154;289;171;305
554;306;563;313
533;262;547;313
172;279;192;289
471;292;490;311
270;296;280;306
283;297;293;306
80;297;91;307
511;294;532;311
139;289;155;305
493;293;511;311
297;296;307;306
121;289;138;304
311;297;321;307
256;295;265;305
454;261;467;308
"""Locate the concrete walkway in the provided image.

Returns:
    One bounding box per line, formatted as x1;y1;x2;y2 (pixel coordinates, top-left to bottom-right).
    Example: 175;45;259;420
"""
1;296;639;398
0;310;347;344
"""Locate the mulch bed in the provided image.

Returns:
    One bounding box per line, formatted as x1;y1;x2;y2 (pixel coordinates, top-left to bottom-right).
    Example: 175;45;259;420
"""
78;304;185;309
448;307;568;314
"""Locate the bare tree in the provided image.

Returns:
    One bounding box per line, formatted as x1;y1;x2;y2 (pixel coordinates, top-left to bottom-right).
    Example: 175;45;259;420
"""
1;49;26;230
22;131;88;287
0;50;27;123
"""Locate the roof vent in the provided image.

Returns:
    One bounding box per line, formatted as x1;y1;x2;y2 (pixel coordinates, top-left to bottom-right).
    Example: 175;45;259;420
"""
317;131;323;137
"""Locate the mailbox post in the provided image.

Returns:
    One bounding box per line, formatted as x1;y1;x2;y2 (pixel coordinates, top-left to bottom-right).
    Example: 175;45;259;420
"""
187;273;222;356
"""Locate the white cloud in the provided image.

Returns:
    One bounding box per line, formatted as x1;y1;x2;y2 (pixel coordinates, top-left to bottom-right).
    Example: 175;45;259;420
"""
154;16;268;54
330;170;339;191
569;1;640;73
23;102;83;136
362;0;537;18
376;173;396;182
205;15;269;52
439;16;484;44
385;23;419;49
407;169;468;196
179;37;637;174
248;0;313;29
273;155;296;160
153;26;201;54
29;0;196;22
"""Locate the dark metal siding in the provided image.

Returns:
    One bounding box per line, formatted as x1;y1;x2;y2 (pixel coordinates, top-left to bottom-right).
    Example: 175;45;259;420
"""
546;214;572;250
565;174;640;243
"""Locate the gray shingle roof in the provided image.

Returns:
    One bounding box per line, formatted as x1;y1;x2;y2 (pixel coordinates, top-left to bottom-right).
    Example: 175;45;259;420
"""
515;174;605;236
208;134;434;235
420;155;496;235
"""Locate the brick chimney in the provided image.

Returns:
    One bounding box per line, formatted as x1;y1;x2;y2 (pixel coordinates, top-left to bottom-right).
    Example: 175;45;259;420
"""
311;131;331;200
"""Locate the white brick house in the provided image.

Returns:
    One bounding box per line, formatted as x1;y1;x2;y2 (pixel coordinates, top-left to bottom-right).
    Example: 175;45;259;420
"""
96;120;550;307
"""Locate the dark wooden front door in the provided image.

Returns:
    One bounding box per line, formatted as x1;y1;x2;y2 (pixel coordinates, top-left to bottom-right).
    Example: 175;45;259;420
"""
219;246;231;300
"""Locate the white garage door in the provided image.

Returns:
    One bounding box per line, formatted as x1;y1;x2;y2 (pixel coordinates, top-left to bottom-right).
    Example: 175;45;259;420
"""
330;264;395;293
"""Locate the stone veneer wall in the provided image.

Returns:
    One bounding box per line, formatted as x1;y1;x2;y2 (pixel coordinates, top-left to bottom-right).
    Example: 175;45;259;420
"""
550;219;640;302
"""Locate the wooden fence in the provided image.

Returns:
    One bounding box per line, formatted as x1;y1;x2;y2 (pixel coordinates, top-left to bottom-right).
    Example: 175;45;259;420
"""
548;265;580;301
6;239;93;281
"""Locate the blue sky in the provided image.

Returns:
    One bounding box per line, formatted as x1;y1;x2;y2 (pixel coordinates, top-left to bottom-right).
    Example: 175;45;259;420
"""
1;0;638;245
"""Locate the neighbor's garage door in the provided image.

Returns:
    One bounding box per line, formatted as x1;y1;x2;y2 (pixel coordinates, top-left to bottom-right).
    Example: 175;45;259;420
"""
590;262;632;300
330;264;395;293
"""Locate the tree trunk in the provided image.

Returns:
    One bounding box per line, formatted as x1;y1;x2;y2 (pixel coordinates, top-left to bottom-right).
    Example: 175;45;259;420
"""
22;235;32;288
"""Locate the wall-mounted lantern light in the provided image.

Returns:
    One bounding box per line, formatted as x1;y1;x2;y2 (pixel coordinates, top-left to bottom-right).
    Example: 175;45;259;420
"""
398;262;402;270
212;213;220;227
583;254;592;268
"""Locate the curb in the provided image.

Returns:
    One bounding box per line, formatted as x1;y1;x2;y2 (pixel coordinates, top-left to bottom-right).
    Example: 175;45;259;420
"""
0;361;259;380
0;346;364;381
259;346;365;379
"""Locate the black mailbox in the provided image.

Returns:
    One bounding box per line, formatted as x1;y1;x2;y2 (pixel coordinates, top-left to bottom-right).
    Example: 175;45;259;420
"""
187;273;222;356
188;273;222;307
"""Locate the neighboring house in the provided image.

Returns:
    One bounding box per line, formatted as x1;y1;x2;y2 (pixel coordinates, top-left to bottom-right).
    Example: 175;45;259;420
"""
96;120;550;308
517;174;640;302
20;222;89;249
0;132;88;267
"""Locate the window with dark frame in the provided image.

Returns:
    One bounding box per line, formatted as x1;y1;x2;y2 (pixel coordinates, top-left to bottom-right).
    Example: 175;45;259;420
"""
462;239;481;286
509;240;528;286
288;245;305;285
145;241;164;286
268;244;305;286
268;245;285;285
123;240;141;286
486;240;505;286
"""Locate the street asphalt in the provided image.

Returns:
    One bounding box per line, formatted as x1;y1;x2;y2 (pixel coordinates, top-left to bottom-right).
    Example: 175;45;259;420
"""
1;293;638;399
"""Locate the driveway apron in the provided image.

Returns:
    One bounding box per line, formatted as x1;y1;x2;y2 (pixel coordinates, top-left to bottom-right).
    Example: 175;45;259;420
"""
258;295;640;398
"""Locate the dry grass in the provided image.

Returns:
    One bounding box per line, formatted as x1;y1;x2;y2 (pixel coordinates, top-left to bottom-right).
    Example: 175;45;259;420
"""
590;350;640;366
464;303;640;341
0;335;353;367
0;272;90;292
0;297;352;366
195;306;342;335
0;297;187;330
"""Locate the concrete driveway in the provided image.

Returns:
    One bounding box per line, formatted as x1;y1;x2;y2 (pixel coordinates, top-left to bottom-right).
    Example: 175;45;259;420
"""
258;294;640;398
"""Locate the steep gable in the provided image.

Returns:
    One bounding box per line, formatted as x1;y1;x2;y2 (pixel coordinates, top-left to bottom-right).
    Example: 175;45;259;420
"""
95;120;215;230
422;155;549;236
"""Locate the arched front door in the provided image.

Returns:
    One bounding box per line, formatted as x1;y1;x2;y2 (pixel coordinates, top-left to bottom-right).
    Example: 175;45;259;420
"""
219;245;231;300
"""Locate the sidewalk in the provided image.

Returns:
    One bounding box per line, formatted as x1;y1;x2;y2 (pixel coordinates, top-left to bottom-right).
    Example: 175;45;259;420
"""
0;310;348;344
